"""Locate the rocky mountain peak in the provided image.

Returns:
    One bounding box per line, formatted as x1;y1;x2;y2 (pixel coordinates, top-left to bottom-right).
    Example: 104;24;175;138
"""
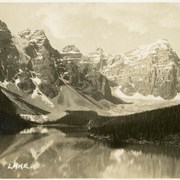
123;39;175;65
10;27;61;85
87;48;108;66
0;20;10;32
18;29;46;40
101;39;180;99
0;20;20;81
90;47;104;56
31;29;46;38
18;28;32;39
30;30;47;45
95;47;104;55
154;39;170;46
142;39;170;49
142;39;172;52
18;29;48;48
62;45;81;53
61;45;82;61
0;20;12;43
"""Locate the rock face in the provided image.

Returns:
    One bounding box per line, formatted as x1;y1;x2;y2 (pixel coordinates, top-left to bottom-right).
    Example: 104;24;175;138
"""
100;39;180;99
0;20;21;81
18;28;61;83
61;45;82;62
0;19;118;118
15;70;36;94
88;48;106;64
1;19;180;101
67;63;112;101
58;46;115;102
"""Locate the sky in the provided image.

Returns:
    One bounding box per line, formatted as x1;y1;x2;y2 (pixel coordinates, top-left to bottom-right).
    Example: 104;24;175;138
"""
0;3;180;56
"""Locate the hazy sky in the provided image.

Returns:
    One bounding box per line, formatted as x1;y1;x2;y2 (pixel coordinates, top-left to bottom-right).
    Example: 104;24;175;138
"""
0;3;180;55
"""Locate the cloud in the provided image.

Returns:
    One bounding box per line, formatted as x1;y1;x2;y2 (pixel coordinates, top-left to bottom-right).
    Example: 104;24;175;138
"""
27;3;180;55
92;4;151;35
34;4;85;39
93;3;180;34
158;17;178;29
34;3;180;39
112;16;149;34
153;4;180;29
123;19;148;34
34;3;151;39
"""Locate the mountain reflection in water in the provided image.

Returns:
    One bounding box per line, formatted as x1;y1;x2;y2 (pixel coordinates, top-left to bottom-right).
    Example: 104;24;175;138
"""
0;127;180;178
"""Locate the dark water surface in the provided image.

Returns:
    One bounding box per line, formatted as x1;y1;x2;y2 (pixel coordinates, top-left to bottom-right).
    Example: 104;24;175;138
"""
0;126;180;178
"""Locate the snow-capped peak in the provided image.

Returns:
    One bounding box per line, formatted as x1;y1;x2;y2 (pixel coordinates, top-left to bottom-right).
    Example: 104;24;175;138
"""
121;39;173;65
18;28;33;39
138;39;171;52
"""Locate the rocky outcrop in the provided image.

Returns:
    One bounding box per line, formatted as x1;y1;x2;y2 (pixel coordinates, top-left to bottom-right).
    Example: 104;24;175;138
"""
84;48;109;70
56;45;118;103
55;57;118;103
15;70;36;94
101;39;180;99
88;48;105;64
0;20;21;81
0;23;61;98
61;45;82;62
70;63;112;101
18;29;61;84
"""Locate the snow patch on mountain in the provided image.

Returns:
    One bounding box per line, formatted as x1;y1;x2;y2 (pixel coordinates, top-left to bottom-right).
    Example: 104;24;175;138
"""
29;37;45;46
15;78;20;86
31;77;41;85
112;86;164;100
124;39;171;63
0;80;9;88
20;114;49;123
173;93;180;100
61;51;81;54
18;28;33;39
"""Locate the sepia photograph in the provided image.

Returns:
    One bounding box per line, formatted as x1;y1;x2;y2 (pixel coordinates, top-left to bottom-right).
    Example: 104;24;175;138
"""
0;1;180;178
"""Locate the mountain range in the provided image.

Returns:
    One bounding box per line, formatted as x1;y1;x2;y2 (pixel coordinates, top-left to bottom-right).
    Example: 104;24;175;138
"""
97;39;180;99
1;19;180;125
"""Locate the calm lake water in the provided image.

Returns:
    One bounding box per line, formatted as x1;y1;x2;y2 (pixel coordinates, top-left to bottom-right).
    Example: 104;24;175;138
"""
0;126;180;178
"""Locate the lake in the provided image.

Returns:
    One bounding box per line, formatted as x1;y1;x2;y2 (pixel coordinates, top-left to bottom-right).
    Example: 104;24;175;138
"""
0;126;180;178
